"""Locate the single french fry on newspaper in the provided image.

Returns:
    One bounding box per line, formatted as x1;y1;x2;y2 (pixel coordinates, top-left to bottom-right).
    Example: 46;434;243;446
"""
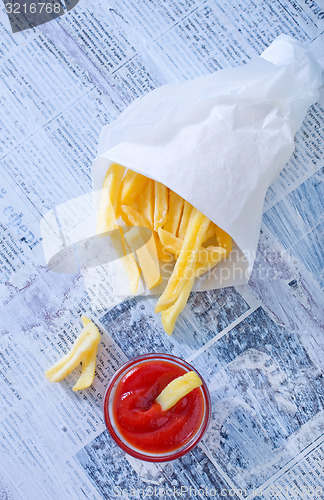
155;207;210;312
215;224;232;252
81;315;91;327
125;227;161;290
138;178;155;229
72;346;99;392
163;190;184;236
71;342;101;393
45;313;93;380
120;169;148;205
154;181;169;231
96;163;125;234
178;200;192;239
45;327;91;381
45;317;101;390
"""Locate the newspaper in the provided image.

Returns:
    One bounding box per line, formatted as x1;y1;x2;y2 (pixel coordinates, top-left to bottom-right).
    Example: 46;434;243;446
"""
0;0;323;499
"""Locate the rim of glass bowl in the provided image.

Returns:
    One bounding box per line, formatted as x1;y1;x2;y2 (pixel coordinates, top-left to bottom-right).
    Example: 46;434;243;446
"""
103;353;211;462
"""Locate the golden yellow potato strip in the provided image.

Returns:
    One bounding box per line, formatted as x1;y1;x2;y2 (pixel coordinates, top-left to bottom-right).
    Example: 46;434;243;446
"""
138;178;154;229
120;205;152;230
72;346;98;391
157;228;181;256
161;277;194;335
128;196;139;212
158;228;228;265
163;190;184;236
45;321;100;383
154;181;169;231
120;170;148;205
120;206;171;262
215;224;232;252
156;371;202;411
96;163;125;234
125;227;161;290
45;324;92;379
198;246;229;265
178;200;192;239
161;256;228;335
153;231;173;262
81;315;91;327
155;208;210;312
203;222;216;243
118;227;141;294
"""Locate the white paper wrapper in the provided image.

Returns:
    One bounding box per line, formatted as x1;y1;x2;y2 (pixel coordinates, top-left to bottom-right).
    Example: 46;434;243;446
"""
41;35;323;306
92;35;322;294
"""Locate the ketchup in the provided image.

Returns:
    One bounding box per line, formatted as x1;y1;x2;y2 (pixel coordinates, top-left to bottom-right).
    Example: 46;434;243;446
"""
112;360;205;454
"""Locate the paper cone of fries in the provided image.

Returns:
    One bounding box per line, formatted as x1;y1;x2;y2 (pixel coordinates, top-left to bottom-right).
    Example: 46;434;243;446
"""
92;35;322;300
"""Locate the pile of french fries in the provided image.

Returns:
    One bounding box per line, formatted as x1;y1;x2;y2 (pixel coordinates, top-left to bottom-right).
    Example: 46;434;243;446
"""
97;163;232;335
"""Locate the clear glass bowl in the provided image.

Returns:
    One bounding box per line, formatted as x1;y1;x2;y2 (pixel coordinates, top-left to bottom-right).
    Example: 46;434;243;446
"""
103;353;211;462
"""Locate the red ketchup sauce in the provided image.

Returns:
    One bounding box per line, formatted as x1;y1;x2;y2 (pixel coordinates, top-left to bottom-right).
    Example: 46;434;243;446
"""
112;360;205;454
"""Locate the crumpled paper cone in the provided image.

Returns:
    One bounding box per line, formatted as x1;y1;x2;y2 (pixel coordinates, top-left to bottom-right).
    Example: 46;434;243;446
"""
92;35;322;292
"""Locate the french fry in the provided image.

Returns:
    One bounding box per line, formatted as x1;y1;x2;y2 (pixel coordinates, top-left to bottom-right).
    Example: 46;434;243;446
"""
203;222;216;243
215;224;232;252
128;197;139;211
154;182;169;231
45;318;101;390
158;228;228;265
81;315;91;327
161;256;228;335
155;207;210;312
72;315;99;392
198;245;229;265
138;178;155;229
156;371;202;411
178;200;192;239
161;277;194;335
125;227;161;290
157;228;181;256
96;163;125;234
45;321;94;381
163;190;184;236
121;205;171;265
72;348;98;391
153;231;173;262
120;170;148;205
118;227;141;294
120;205;152;230
97;165;234;335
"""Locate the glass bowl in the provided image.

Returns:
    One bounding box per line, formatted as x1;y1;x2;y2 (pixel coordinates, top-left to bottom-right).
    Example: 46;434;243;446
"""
103;353;211;462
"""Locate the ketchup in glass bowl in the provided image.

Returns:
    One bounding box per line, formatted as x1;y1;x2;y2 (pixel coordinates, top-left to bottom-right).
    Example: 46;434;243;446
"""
103;353;211;462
